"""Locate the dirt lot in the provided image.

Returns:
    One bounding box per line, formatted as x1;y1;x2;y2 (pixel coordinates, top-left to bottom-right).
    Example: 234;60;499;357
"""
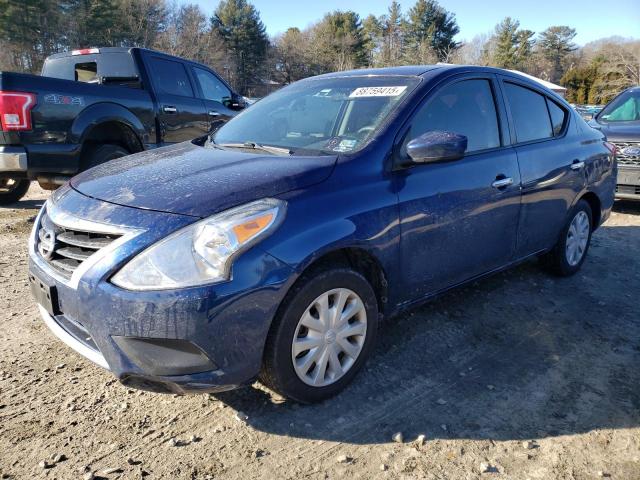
1;184;639;480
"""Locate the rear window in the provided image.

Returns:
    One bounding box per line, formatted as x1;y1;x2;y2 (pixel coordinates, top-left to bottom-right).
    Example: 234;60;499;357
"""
504;82;553;143
547;99;567;136
42;52;139;83
148;57;193;97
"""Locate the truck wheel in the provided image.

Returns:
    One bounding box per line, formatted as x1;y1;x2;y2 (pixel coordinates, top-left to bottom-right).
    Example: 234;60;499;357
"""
260;267;379;403
0;178;30;205
540;199;593;277
83;144;129;170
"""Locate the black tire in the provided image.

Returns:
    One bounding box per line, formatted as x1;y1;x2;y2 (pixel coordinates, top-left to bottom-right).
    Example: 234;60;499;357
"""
0;178;30;205
540;199;593;277
260;267;379;403
82;144;129;170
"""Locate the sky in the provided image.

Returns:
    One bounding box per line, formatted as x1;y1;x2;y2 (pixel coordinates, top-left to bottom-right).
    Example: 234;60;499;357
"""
186;0;640;45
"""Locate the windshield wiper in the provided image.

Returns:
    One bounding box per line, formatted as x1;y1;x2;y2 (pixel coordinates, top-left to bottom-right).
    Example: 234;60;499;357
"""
217;141;292;156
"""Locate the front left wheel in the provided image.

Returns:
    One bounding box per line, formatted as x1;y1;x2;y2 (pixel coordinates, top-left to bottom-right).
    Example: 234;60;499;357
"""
260;267;379;403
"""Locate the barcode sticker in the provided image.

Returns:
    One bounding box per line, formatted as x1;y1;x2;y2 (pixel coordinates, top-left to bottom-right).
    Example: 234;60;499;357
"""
349;86;407;98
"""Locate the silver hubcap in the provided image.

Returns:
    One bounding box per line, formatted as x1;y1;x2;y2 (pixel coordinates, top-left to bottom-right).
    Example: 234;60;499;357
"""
292;288;367;387
565;210;590;266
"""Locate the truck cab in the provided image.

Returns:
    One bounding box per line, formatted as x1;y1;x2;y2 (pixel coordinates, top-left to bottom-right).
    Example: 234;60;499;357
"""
0;47;246;204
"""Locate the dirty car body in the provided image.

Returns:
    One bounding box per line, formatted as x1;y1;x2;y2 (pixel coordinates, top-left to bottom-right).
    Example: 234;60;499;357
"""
28;65;616;400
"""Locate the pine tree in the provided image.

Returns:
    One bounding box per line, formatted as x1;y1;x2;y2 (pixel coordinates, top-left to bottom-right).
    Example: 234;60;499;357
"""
492;17;534;70
211;0;269;94
403;0;460;63
538;26;577;82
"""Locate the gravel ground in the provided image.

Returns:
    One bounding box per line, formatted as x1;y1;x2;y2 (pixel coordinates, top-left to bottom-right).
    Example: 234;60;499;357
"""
1;184;639;480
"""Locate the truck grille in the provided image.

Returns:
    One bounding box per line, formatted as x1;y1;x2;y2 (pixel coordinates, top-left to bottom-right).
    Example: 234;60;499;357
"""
37;210;121;280
612;142;640;166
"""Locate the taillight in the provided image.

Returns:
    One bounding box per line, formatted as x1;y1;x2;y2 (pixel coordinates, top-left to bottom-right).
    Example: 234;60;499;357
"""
0;91;36;131
604;141;617;156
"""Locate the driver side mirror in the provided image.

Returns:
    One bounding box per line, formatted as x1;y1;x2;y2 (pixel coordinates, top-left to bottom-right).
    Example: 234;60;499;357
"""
228;93;247;111
405;131;468;165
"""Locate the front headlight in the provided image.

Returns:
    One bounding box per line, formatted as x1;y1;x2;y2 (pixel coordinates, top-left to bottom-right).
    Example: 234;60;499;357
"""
111;198;286;291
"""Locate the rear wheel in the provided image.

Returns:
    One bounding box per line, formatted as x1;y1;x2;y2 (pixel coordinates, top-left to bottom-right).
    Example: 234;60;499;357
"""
540;199;593;276
260;267;378;403
83;144;129;170
0;178;30;205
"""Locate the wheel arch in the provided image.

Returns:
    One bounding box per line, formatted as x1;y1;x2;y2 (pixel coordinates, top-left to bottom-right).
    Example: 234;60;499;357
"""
578;191;602;230
71;103;146;168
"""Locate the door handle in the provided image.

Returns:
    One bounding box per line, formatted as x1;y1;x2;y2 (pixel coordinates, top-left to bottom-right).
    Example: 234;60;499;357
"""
570;160;585;170
492;177;514;189
162;106;177;113
208;110;221;117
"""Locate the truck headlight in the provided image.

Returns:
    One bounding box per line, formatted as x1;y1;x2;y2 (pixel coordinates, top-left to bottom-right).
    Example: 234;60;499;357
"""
111;198;285;291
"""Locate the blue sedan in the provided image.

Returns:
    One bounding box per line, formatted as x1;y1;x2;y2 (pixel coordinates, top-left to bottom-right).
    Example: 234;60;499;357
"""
28;65;616;403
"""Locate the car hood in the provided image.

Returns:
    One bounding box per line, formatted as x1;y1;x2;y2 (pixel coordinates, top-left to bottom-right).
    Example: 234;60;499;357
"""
71;142;337;218
589;120;640;142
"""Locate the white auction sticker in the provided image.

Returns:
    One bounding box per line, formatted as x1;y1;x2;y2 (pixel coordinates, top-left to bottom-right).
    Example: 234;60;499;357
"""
349;86;407;98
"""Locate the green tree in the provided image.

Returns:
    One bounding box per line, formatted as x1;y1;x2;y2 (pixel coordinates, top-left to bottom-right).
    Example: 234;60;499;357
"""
211;0;269;94
362;14;383;66
0;0;64;71
380;1;404;66
403;0;460;63
311;11;367;71
63;0;123;47
491;17;534;70
538;26;577;82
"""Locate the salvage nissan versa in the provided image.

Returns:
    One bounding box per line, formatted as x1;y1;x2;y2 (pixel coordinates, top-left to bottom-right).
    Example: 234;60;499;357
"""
29;65;616;403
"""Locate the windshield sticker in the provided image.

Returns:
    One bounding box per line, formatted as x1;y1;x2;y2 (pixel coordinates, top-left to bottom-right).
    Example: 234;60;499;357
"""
333;139;358;152
349;86;407;98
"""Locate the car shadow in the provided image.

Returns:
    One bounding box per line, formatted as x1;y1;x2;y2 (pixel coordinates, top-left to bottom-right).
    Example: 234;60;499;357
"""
613;199;640;215
2;199;46;210
212;224;640;445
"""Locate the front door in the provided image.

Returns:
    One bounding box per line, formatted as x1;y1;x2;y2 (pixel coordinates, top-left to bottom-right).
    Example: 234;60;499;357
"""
396;76;521;302
191;66;239;133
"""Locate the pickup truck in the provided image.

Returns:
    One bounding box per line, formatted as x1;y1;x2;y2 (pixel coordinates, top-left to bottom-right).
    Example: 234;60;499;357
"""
0;47;246;204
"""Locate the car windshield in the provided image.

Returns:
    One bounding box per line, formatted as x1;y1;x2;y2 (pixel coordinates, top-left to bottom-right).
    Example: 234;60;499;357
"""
210;76;420;155
598;89;640;123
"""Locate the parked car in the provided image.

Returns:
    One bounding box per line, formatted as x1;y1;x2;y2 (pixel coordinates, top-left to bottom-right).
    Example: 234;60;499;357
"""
0;47;246;204
589;86;640;200
28;65;616;403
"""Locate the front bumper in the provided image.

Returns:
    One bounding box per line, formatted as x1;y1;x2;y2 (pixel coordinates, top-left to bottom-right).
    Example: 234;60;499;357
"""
29;186;295;394
0;146;27;173
615;164;640;200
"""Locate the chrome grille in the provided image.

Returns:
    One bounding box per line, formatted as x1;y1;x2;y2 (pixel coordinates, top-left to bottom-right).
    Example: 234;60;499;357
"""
37;210;121;280
612;142;640;166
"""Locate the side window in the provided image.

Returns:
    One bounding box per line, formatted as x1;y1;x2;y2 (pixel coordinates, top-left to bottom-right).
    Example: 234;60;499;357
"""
547;99;567;136
194;68;232;105
504;82;553;142
407;79;501;153
148;57;193;97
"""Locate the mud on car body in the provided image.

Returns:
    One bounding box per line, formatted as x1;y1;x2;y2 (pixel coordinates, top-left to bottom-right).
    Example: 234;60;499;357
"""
28;65;616;403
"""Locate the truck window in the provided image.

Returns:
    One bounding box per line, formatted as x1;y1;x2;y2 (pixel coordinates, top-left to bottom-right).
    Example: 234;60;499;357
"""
193;68;232;105
149;57;194;97
75;62;98;83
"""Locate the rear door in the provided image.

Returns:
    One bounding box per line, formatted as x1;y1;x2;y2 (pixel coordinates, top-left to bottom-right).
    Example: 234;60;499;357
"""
396;74;521;299
191;66;237;132
499;77;582;257
145;55;208;144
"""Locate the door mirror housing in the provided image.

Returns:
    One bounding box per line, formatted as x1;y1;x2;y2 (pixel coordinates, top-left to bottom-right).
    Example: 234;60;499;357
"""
228;93;247;111
405;131;468;164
